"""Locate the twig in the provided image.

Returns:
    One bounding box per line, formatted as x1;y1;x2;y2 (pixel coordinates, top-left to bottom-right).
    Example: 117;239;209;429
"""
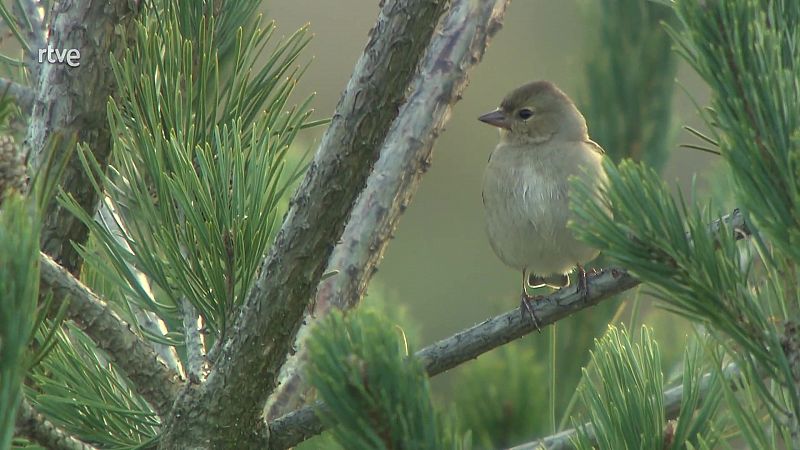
267;209;750;448
509;364;742;450
181;297;205;383
38;252;180;417
96;198;183;375
159;0;454;447
267;0;512;419
15;397;98;450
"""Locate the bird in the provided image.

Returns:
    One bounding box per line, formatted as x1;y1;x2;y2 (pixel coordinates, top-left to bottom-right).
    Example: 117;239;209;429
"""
478;80;607;327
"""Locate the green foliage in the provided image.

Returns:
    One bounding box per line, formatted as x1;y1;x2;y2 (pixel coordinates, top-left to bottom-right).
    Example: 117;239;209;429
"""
305;309;470;450
572;158;796;421
569;1;800;445
60;3;315;344
27;325;159;449
580;0;678;170
0;0;41;68
0;194;40;449
666;0;800;263
572;326;722;450
22;2;322;447
451;340;548;449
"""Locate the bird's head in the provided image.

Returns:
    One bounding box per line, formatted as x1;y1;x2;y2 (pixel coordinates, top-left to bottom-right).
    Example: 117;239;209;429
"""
478;80;588;145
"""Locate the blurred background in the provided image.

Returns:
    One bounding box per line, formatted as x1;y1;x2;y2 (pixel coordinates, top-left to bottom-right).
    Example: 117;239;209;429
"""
267;0;723;447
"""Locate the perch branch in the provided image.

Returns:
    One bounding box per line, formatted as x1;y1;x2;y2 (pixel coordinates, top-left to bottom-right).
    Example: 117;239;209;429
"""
267;209;750;448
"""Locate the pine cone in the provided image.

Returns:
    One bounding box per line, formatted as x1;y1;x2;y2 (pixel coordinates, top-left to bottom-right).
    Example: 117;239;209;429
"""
0;135;25;199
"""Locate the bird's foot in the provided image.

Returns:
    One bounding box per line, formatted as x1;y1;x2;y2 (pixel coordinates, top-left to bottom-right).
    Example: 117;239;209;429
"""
520;292;543;333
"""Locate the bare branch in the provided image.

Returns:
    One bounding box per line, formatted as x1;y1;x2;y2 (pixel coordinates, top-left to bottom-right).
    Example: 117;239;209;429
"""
316;0;510;310
39;252;180;417
267;209;750;447
267;0;511;419
15;397;98;450
417;267;640;372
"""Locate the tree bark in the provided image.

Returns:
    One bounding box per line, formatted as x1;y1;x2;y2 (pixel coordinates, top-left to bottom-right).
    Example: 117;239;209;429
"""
158;1;451;447
26;0;139;275
39;253;180;417
267;0;511;419
15;398;97;450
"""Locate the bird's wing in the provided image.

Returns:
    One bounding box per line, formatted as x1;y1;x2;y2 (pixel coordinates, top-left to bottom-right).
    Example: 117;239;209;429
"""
584;139;605;155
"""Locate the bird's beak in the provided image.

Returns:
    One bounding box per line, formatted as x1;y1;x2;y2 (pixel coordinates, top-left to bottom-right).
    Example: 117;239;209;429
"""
478;108;510;130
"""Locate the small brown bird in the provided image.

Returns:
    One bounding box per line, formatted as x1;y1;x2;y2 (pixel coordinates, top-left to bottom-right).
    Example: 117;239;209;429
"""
478;81;606;325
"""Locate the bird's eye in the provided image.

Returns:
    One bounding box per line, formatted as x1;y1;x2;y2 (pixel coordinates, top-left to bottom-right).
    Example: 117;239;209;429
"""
517;108;534;120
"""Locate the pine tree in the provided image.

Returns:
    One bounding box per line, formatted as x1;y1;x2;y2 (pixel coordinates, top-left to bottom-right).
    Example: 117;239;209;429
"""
1;0;798;449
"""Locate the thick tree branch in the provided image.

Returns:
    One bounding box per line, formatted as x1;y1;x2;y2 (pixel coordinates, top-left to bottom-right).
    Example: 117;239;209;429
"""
267;0;511;419
26;0;139;275
316;0;509;310
160;0;452;447
15;397;98;450
267;209;750;448
38;253;180;417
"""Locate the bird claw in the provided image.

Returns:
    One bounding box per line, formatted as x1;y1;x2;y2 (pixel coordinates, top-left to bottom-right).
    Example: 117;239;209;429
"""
576;264;589;296
520;292;542;333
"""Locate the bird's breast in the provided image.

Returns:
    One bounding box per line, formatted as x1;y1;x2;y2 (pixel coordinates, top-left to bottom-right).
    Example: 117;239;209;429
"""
481;141;602;274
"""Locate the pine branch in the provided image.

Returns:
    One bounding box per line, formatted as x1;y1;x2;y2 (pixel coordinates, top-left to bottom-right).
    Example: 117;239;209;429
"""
38;252;180;417
511;364;742;450
267;0;511;419
159;0;454;447
267;209;749;448
95;198;183;375
26;0;139;275
15;397;98;450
